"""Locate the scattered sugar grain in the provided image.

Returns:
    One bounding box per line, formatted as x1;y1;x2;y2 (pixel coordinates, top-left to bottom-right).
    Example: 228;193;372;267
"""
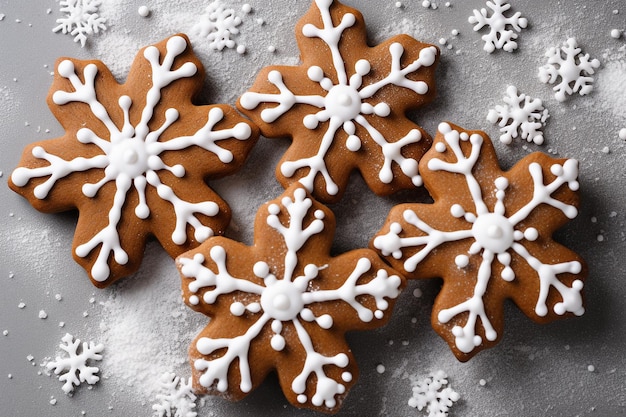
3;330;8;336
55;294;62;301
412;288;423;298
601;146;610;154
587;365;595;372
479;379;487;386
38;310;48;319
242;3;252;14
610;29;622;39
8;374;12;379
137;6;150;17
619;128;626;140
597;234;605;242
18;302;26;309
256;17;264;25
0;14;5;21
422;0;431;8
27;354;34;362
237;45;246;54
58;322;65;327
376;364;386;374
267;45;276;53
395;2;403;8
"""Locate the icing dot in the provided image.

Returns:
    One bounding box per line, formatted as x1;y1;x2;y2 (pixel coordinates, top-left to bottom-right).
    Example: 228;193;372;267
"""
342;372;352;382
450;204;465;218
297;394;307;404
524;228;539;241
455;254;469;268
316;314;333;329
271;334;286;351
435;142;447;153
137;6;150;17
346;135;361;152
253;261;270;278
374;310;384;319
189;295;199;305
230;302;246;316
495;177;509;190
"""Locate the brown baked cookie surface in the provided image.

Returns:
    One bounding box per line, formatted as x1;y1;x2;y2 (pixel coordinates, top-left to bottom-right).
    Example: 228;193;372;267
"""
238;0;439;203
176;184;405;413
9;34;259;287
372;122;586;361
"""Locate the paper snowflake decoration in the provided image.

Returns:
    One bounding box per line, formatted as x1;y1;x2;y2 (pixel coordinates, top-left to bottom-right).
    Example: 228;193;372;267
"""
487;85;549;145
373;122;586;361
408;370;460;417
538;37;601;102
9;35;258;287
177;185;404;413
238;0;439;203
468;0;528;53
53;0;107;47
46;333;104;394
152;372;198;417
192;0;244;52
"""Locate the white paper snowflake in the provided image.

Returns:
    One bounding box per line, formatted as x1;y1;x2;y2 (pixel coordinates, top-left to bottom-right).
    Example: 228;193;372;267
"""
177;185;404;412
46;333;104;394
408;370;460;417
152;372;198;417
468;0;527;53
52;0;107;47
373;123;585;359
192;0;244;52
487;85;549;145
539;38;601;102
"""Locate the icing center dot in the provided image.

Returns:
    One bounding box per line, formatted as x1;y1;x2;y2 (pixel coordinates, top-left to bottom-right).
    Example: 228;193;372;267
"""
109;139;149;178
325;85;362;122
472;213;514;254
261;280;304;321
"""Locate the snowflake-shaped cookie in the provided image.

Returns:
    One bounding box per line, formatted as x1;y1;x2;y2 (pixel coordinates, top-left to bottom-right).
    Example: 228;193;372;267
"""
53;0;107;47
487;85;549;145
177;185;404;413
468;0;527;53
46;333;104;394
408;370;459;417
9;35;258;287
373;122;586;361
238;0;439;203
538;38;601;102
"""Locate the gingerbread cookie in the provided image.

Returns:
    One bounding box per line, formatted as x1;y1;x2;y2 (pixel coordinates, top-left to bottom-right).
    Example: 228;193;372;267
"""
176;184;405;413
9;34;259;287
237;0;439;203
372;122;586;361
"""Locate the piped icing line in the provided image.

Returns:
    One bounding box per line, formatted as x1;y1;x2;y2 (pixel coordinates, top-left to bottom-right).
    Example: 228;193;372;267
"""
238;0;438;201
373;122;585;358
10;35;257;285
177;185;404;412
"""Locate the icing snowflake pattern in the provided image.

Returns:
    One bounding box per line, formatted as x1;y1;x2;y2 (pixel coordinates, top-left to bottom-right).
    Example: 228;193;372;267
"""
152;372;198;417
238;0;439;203
468;0;528;53
10;35;258;287
487;85;549;145
53;0;107;47
46;333;104;394
373;122;585;360
408;370;460;417
177;185;404;413
192;0;244;52
538;37;601;102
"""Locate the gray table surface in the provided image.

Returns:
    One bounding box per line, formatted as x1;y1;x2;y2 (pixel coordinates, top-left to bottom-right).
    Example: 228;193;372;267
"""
1;0;625;416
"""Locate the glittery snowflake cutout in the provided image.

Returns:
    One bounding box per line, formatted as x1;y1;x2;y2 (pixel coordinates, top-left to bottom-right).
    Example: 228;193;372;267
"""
152;372;198;417
238;0;439;203
538;37;601;102
373;122;586;361
192;0;244;53
53;0;107;47
177;185;404;413
408;370;460;417
468;0;527;53
487;86;549;145
9;35;258;287
46;333;104;394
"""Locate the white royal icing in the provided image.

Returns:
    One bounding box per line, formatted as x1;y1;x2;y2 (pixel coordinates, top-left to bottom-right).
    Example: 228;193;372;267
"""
374;122;584;354
179;187;402;409
239;0;437;196
11;35;253;282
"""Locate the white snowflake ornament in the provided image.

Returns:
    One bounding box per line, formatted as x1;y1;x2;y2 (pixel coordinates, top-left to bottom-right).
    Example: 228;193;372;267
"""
9;35;259;287
468;0;528;53
539;38;601;102
177;185;405;413
53;0;107;47
408;370;460;417
46;333;104;394
192;0;244;52
152;372;198;417
373;122;586;361
487;86;549;145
